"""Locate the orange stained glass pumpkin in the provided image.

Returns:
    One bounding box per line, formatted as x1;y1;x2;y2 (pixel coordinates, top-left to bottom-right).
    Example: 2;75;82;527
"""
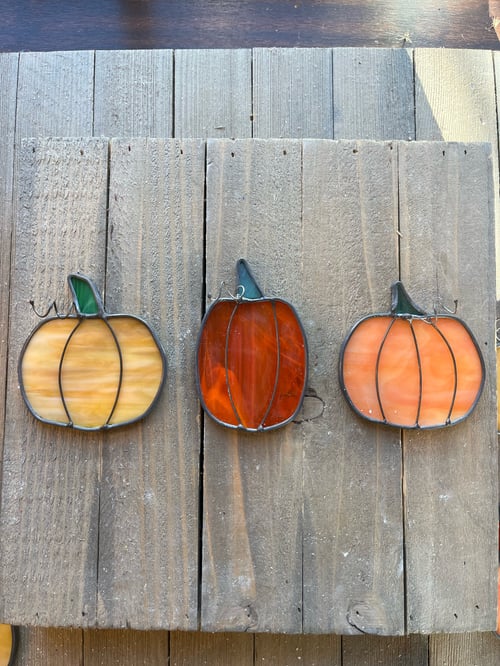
339;281;485;429
197;260;308;432
19;274;166;431
0;625;16;666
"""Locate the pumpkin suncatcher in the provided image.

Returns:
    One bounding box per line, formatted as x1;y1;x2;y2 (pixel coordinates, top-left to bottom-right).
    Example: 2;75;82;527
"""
339;281;485;429
19;274;166;431
197;259;308;432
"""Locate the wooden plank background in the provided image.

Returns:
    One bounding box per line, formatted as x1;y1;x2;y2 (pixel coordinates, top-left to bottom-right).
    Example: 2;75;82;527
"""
300;140;403;635
399;141;497;633
98;138;205;630
1;137;109;626
1;136;495;634
0;47;498;664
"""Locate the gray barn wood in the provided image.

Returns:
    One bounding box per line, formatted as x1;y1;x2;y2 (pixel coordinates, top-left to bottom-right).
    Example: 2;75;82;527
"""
98;138;205;629
301;139;403;635
202;139;304;633
0;138;109;626
332;48;415;140
253;48;333;138
15;51;94;139
174;49;252;138
399;141;497;633
0;46;498;663
94;50;173;137
0;52;18;469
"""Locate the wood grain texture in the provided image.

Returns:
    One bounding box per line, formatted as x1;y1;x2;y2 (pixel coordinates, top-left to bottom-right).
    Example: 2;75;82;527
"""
333;48;415;140
415;49;496;144
0;52;18;467
429;631;500;665
0;138;109;626
301;140;403;635
170;631;253;666
94;50;173;137
83;628;168;665
97;139;205;629
253;48;333;138
0;1;497;51
398;142;497;633
174;49;252;138
15;51;94;139
15;627;83;665
343;634;429;666
201;139;304;633
414;49;500;295
255;634;341;665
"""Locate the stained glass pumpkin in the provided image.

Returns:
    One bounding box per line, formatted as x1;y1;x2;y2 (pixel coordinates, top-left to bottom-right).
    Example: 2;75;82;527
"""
19;275;166;431
339;281;485;429
197;260;308;432
0;625;16;666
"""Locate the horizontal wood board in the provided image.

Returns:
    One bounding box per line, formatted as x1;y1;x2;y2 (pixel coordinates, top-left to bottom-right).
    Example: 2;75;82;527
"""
0;47;499;663
1;1;499;51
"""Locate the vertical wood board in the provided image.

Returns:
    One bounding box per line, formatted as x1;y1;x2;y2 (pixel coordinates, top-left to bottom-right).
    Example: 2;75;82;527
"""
83;628;168;665
97;138;205;630
429;632;500;666
301;140;404;635
398;141;497;633
332;48;415;140
94;50;173;137
0;52;19;464
414;50;496;145
255;633;341;665
342;634;429;666
414;49;499;296
252;48;333;138
201;139;305;633
0;138;109;626
170;631;254;666
15;627;83;666
174;49;252;138
15;51;94;139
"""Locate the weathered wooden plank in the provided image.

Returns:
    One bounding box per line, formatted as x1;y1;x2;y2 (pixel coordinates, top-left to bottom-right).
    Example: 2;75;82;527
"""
84;628;168;664
94;50;173;137
201;139;304;633
170;632;253;666
174;49;252;138
399;141;497;633
0;138;109;626
15;51;94;138
255;634;341;665
429;632;500;666
415;50;496;145
15;627;83;665
332;48;415;140
414;49;499;295
96;138;204;630
301;140;404;635
253;48;333;138
343;634;429;666
0;52;19;464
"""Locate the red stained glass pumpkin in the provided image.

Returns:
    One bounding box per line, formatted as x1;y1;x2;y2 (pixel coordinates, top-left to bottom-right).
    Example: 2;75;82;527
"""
339;282;485;429
197;260;308;432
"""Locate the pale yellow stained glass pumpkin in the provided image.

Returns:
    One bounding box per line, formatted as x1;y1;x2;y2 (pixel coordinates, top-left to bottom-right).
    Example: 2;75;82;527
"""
19;275;166;431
